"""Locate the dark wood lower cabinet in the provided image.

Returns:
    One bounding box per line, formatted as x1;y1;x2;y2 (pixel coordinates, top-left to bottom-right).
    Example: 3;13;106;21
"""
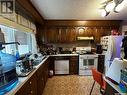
97;54;105;73
36;64;45;95
16;73;37;95
36;58;49;95
15;56;78;95
69;56;78;74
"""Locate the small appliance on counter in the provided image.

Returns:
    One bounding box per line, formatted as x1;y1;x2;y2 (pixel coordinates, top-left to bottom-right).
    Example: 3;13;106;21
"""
0;42;19;95
16;54;35;77
96;44;102;54
16;53;45;77
29;53;46;65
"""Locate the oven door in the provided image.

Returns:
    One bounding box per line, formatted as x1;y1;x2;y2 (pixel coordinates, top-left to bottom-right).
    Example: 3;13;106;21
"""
79;55;98;75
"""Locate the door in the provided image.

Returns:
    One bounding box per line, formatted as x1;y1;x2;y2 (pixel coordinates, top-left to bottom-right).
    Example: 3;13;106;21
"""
55;60;69;74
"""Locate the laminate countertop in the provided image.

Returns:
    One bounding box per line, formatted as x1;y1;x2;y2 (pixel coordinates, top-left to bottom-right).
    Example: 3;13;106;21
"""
5;56;49;95
50;54;79;56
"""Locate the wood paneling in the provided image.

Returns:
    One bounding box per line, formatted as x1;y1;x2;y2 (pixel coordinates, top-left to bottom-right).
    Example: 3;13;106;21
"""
44;20;122;27
16;0;44;25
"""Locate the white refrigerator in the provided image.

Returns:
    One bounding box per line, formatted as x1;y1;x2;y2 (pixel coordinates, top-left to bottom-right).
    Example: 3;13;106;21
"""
101;36;124;74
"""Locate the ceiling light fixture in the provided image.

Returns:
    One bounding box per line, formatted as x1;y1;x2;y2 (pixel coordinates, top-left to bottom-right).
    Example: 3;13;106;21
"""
100;0;126;17
101;9;110;17
105;1;115;12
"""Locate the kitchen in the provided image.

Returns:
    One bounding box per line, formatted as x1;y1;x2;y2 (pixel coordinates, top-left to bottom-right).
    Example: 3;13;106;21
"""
0;0;127;95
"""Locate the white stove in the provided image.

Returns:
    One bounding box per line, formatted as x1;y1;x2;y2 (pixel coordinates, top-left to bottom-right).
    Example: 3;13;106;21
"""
76;47;98;75
79;54;98;75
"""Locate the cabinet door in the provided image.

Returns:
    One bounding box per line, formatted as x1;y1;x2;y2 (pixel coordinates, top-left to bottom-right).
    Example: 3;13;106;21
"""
36;64;45;95
69;56;78;74
45;27;58;43
57;28;67;43
15;82;29;95
44;59;49;83
16;73;37;95
97;55;105;73
37;71;45;95
67;28;77;42
36;59;49;95
28;73;37;95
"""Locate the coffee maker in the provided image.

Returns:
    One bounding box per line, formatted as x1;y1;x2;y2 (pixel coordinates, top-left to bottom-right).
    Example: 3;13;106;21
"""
96;44;102;54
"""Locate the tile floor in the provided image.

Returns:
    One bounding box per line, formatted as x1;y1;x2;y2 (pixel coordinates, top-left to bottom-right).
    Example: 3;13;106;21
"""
43;75;101;95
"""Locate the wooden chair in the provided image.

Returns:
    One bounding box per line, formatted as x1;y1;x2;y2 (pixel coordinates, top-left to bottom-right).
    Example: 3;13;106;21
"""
89;68;106;95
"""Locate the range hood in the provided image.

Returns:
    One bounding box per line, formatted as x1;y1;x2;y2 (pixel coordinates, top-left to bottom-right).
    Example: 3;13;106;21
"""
77;36;94;40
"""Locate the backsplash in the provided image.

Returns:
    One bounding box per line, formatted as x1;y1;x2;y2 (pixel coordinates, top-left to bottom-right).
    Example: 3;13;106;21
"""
39;40;96;55
51;40;95;48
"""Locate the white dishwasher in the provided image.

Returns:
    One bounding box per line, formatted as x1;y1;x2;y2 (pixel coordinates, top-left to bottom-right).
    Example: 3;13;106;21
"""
55;59;69;74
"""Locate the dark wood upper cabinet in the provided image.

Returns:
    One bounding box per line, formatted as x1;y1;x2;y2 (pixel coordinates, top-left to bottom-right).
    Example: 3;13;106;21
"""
44;27;77;43
43;26;113;44
44;27;58;43
67;28;77;42
41;20;121;44
58;27;77;43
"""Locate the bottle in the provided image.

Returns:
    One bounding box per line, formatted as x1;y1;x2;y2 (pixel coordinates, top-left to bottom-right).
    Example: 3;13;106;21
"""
11;49;15;55
15;50;20;60
0;57;2;74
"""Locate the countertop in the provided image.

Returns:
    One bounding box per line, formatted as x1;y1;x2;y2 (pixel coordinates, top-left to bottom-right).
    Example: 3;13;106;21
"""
50;54;79;56
5;56;49;95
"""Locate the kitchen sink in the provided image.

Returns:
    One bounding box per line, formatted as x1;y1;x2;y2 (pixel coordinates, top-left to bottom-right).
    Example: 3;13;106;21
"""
16;67;36;77
31;56;47;66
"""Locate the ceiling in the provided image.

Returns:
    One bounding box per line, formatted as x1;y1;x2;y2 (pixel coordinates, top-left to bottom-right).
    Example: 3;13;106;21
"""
30;0;127;20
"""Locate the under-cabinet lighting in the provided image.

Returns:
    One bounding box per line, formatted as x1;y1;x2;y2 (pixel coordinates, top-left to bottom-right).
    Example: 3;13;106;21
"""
77;37;94;40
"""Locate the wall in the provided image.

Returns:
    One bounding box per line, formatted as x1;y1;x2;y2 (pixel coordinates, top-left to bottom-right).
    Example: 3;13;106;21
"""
50;40;95;49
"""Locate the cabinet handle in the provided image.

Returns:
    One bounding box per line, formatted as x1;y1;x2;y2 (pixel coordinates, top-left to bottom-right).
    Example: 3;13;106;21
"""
30;91;33;94
42;78;43;81
29;81;32;84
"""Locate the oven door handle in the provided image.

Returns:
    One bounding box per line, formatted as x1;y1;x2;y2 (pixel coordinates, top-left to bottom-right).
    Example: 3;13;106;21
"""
80;57;87;59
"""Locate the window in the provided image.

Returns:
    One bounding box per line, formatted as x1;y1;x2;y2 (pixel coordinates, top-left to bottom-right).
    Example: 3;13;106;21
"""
15;30;31;55
0;25;16;54
0;24;37;56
